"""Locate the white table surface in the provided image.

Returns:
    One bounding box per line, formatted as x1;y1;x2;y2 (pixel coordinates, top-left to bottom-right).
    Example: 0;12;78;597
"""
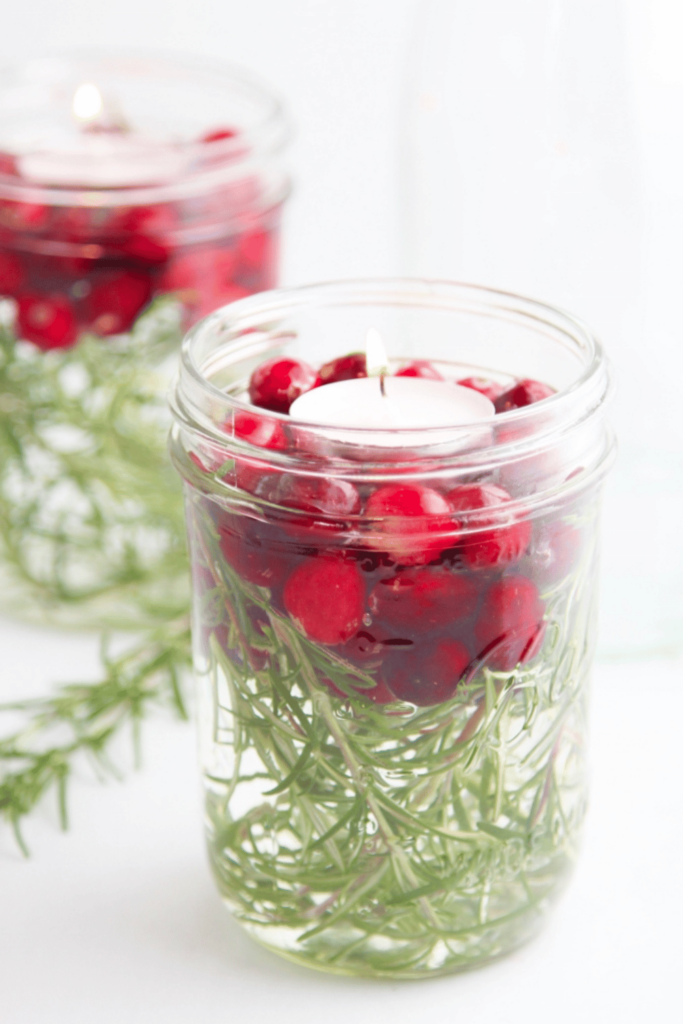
1;615;680;1024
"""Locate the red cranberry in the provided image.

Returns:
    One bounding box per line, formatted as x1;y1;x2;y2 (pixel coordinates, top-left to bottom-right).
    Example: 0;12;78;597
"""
249;357;320;414
17;293;78;349
383;638;470;706
112;204;178;236
201;127;238;143
89;271;153;335
0;199;49;233
283;557;365;645
158;251;203;304
234;458;277;497
218;515;293;589
118;234;170;266
446;483;531;569
474;575;545;671
364;483;456;566
233;409;288;450
274;475;361;522
494;378;555;413
0;251;24;295
395;360;444;380
457;376;505;402
319;352;367;384
369;569;478;632
237;230;270;270
163;240;249;319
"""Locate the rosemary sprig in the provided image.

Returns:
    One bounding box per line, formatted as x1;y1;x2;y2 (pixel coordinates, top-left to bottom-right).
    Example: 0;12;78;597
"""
0;615;191;855
0;300;196;846
188;488;596;978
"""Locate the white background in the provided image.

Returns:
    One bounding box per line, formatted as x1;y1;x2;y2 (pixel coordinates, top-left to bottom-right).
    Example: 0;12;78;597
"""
1;2;683;1021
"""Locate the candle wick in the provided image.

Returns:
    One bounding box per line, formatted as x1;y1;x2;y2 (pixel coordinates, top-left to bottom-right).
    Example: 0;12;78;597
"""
379;372;386;397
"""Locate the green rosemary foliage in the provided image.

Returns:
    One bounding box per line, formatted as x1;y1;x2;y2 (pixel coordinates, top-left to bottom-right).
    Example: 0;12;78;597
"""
0;616;191;854
188;492;596;978
0;301;194;848
0;298;189;628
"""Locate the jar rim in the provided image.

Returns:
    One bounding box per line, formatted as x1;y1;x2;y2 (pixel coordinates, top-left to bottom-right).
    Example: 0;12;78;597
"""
0;48;289;208
173;278;612;464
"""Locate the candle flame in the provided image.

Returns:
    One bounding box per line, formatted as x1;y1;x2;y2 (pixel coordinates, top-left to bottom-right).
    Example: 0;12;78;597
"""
365;328;389;380
72;83;104;123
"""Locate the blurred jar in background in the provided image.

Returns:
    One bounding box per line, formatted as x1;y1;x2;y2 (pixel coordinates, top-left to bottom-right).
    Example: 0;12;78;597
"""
401;0;681;659
0;51;289;627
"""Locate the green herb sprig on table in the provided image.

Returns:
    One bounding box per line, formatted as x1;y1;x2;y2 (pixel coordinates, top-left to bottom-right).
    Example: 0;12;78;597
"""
0;617;191;854
0;299;194;848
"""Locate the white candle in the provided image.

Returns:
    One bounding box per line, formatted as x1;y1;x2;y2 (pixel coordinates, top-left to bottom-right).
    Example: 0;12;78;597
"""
289;330;495;445
16;83;188;188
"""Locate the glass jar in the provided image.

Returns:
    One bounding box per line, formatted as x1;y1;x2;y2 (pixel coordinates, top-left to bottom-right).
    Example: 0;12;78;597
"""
170;280;614;979
0;51;288;626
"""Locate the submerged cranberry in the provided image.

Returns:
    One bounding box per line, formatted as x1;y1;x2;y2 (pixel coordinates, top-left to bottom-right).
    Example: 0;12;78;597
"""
319;352;367;384
283;557;365;645
364;483;456;566
233;409;288;450
111;203;177;237
274;475;361;524
237;229;271;271
494;378;555;413
17;293;77;349
474;575;545;671
0;251;24;295
457;376;505;403
395;360;444;380
117;234;170;266
0;199;49;233
446;483;531;569
369;569;478;632
218;515;293;589
89;271;153;335
249;357;320;414
383;638;470;706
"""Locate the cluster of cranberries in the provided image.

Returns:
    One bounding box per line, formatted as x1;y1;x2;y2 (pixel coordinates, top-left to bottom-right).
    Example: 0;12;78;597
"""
198;351;577;709
0;130;277;350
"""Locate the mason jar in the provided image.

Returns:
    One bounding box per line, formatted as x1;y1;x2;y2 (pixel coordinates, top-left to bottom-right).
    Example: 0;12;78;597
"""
170;279;614;979
0;50;288;626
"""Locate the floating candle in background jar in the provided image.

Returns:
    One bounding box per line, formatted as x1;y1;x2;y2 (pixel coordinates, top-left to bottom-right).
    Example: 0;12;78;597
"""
0;51;289;626
170;279;614;980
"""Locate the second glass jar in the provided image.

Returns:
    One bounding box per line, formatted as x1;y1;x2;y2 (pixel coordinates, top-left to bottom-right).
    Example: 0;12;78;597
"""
0;51;288;626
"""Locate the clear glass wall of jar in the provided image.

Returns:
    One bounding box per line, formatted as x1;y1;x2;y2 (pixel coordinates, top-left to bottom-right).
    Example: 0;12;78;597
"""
170;280;614;979
0;51;289;626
